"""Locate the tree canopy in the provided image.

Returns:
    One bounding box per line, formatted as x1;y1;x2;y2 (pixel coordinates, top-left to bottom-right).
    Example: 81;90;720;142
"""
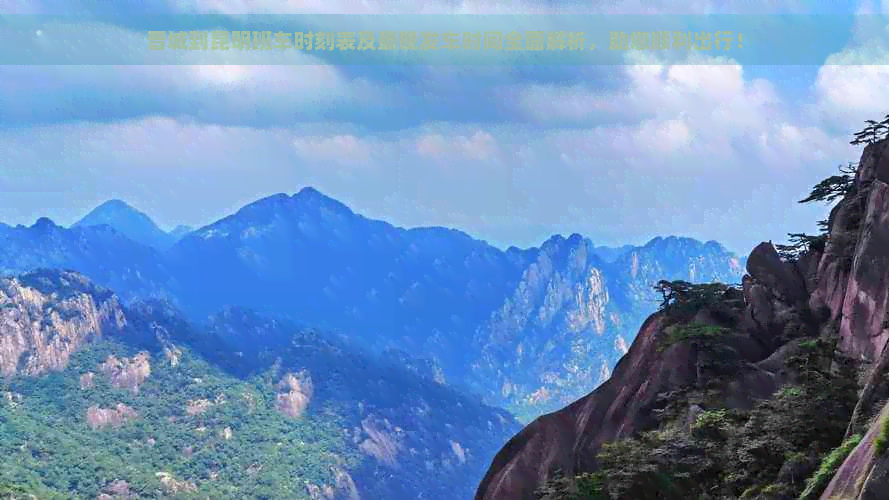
850;115;889;145
798;162;857;205
774;232;827;262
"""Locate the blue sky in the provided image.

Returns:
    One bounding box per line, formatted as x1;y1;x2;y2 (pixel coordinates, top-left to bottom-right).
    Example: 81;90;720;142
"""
2;0;889;255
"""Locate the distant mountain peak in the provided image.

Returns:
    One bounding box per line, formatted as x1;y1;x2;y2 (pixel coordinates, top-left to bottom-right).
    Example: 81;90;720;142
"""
541;232;588;251
73;199;174;251
643;235;706;249
704;239;728;252
32;217;58;230
75;199;155;226
566;233;584;244
293;186;354;214
296;186;323;198
97;199;132;210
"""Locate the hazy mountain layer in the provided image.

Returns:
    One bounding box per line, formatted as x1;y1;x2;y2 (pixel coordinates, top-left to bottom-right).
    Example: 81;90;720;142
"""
0;190;743;419
73;199;178;251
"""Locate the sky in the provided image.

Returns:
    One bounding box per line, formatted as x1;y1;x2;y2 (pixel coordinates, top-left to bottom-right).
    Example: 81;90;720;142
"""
2;1;889;255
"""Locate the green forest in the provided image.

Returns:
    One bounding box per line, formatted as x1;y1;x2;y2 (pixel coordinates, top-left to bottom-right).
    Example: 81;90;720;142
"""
0;337;358;499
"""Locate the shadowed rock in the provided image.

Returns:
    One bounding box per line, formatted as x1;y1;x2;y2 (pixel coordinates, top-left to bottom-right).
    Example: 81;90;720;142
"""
746;242;808;305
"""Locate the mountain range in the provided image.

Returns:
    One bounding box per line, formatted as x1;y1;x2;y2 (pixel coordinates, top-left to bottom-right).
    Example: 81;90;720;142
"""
0;188;744;422
2;188;745;421
0;187;748;498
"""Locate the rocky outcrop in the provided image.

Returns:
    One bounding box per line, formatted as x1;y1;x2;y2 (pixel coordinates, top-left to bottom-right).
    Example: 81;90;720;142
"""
306;469;361;500
99;352;151;395
155;472;197;495
475;138;889;500
97;479;136;500
0;270;127;377
275;370;313;418
80;371;95;389
86;403;138;430
476;303;785;500
810;140;889;363
357;415;403;466
185;398;212;416
3;390;23;408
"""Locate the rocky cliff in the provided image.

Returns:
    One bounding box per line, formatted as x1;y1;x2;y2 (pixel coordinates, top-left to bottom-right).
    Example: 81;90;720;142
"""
475;131;889;500
470;233;741;421
0;269;127;377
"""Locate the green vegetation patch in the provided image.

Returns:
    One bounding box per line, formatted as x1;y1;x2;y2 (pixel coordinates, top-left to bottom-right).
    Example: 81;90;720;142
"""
663;322;732;347
0;338;360;499
874;407;889;457
799;433;863;500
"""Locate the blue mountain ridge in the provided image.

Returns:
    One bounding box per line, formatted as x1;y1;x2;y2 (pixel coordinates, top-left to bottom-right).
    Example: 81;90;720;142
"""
0;187;744;419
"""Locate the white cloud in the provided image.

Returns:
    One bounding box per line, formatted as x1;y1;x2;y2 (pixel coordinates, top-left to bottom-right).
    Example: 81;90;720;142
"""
810;7;889;132
515;83;614;121
815;63;889;126
507;50;800;175
639;118;693;153
416;130;499;161
756;123;849;168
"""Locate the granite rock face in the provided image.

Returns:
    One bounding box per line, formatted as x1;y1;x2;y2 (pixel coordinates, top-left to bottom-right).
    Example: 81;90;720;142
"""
470;234;742;420
475;138;889;500
0;269;127;377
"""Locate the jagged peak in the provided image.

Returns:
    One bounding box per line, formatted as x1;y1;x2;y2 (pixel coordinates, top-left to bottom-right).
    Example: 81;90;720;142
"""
566;232;584;245
642;235;714;250
703;239;729;253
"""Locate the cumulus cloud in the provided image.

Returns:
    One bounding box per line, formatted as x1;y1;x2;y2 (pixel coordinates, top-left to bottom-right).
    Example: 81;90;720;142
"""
510;50;834;176
815;57;889;127
806;3;889;133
